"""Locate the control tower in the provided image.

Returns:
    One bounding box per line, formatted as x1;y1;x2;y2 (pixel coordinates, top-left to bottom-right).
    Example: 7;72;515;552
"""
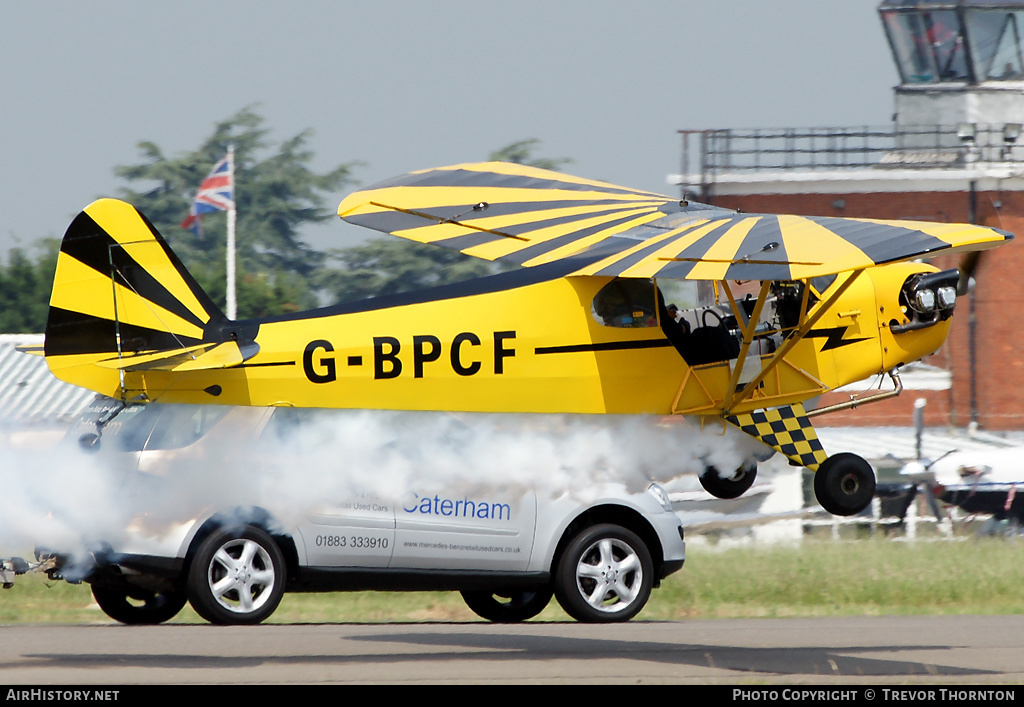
884;0;1024;130
672;1;1024;431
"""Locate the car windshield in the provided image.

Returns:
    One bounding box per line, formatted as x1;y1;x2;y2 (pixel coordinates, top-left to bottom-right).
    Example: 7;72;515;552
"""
95;404;231;452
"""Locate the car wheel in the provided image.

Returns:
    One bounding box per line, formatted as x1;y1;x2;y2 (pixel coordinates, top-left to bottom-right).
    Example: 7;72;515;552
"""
554;524;653;623
186;525;286;625
91;583;187;625
461;587;553;623
699;461;757;499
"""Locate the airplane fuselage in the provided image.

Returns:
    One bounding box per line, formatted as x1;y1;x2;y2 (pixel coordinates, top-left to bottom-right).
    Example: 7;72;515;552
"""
98;260;951;417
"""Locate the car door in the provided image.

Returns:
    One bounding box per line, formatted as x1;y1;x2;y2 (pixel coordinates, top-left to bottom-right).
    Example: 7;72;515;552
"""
391;485;537;571
259;408;395;568
296;489;396;568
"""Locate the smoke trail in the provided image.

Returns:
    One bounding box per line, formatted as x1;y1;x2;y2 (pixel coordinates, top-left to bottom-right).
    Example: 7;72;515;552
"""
0;407;768;562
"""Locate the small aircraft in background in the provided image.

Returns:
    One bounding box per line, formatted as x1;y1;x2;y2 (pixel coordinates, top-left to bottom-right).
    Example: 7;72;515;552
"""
900;446;1024;530
39;162;1013;517
873;399;1024;532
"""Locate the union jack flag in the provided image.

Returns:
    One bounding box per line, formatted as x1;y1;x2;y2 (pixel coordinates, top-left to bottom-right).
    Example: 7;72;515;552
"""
180;151;235;234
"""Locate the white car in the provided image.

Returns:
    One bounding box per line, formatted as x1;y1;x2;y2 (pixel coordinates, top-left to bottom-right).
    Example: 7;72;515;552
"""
52;399;686;625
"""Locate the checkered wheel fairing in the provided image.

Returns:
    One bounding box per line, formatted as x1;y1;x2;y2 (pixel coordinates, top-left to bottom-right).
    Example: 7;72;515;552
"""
725;403;828;471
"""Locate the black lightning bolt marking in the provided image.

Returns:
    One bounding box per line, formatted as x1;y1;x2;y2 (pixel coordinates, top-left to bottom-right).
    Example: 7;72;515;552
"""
806;326;870;352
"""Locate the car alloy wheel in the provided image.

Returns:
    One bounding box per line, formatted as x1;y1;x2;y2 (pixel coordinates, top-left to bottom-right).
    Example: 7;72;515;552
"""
554;523;653;623
186;525;286;625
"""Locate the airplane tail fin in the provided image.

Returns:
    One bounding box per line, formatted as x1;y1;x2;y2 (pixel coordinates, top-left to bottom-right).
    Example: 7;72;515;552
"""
44;198;257;400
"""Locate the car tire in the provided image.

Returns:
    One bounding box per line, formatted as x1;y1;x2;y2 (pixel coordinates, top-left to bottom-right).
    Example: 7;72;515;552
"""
699;461;757;499
91;583;187;625
186;525;286;625
461;587;553;623
554;524;653;623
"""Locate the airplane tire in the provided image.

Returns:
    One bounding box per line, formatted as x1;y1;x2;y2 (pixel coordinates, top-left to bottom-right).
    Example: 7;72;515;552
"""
699;462;757;499
91;583;187;625
814;453;876;516
186;525;286;625
461;587;553;623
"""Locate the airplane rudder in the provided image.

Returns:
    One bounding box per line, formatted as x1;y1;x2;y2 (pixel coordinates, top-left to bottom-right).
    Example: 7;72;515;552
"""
45;199;225;359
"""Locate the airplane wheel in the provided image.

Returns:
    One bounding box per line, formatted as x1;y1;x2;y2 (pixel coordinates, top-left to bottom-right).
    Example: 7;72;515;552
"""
814;453;876;516
461;587;553;623
699;461;757;499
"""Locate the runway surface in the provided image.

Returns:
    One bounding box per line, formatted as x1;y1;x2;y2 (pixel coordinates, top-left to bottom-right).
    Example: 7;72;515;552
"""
1;615;1023;684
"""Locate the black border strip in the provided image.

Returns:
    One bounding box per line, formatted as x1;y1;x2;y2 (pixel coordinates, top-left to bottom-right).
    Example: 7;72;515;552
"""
232;360;297;369
535;339;673;355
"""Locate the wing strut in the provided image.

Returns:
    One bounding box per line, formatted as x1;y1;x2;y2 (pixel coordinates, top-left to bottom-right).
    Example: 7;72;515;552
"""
719;279;772;407
724;269;865;414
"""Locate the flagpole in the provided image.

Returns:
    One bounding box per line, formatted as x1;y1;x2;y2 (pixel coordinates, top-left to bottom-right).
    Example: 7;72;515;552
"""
226;145;237;320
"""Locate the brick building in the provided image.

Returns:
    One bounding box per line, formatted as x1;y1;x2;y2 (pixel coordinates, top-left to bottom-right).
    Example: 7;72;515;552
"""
672;1;1024;431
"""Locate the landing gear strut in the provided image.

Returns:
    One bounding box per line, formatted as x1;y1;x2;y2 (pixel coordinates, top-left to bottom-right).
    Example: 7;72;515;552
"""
814;453;876;516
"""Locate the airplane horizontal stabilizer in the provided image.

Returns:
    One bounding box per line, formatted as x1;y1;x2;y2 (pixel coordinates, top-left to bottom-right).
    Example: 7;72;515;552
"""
14;343;44;357
92;341;259;372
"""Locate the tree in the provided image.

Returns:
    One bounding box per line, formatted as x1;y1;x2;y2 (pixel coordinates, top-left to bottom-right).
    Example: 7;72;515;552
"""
114;106;358;317
319;239;497;304
488;138;573;170
0;241;59;333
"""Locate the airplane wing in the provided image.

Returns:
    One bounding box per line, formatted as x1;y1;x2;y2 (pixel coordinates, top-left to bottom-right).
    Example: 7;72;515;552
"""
338;161;1014;281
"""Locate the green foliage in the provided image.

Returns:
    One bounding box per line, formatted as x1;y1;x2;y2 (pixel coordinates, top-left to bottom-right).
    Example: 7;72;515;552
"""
645;538;1024;619
114;106;358;317
320;239;502;304
0;241;59;333
488;138;573;170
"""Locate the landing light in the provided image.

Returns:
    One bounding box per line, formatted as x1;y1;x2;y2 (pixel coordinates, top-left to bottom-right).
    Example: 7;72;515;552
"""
914;289;936;312
937;286;957;309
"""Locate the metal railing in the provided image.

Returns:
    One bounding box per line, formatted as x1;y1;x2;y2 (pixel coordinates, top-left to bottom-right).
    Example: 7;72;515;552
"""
679;124;1024;191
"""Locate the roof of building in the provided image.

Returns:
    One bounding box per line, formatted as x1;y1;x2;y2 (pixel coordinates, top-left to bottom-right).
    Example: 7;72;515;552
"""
0;334;95;427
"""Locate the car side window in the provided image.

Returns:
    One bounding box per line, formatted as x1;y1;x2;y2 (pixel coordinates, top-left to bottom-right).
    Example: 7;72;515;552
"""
143;405;231;450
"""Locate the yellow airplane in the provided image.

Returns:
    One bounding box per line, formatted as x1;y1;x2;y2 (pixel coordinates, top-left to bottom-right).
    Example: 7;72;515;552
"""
41;162;1013;517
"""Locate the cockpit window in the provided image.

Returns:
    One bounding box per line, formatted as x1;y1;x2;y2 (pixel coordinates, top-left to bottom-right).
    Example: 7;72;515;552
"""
809;274;838;297
591;278;659;328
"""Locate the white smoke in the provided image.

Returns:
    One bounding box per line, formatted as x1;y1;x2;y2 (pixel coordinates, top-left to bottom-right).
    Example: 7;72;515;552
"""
0;407;767;566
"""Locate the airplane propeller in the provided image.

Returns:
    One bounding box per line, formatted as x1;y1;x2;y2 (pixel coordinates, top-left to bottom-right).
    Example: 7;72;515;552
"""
957;250;982;296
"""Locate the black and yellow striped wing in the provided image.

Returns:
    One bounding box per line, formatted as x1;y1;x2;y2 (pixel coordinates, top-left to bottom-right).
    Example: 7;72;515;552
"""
338;161;697;268
338;162;1014;280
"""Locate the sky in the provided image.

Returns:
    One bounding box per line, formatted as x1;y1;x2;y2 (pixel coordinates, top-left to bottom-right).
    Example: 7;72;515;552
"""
0;1;898;254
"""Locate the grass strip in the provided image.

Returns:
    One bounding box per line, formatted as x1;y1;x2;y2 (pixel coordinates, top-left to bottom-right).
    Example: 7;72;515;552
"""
1;538;1021;624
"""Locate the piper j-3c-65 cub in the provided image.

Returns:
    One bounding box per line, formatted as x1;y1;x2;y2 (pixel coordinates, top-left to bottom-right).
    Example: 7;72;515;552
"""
41;162;1013;517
